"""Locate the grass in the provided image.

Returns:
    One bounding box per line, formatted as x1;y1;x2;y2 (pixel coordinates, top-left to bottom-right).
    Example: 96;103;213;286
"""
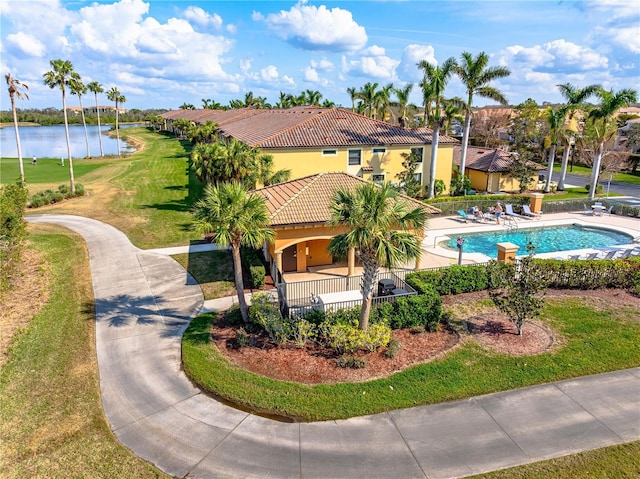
182;296;640;422
1;156;109;185
172;249;236;299
0;224;167;478
553;163;640;185
470;441;640;478
18;127;204;249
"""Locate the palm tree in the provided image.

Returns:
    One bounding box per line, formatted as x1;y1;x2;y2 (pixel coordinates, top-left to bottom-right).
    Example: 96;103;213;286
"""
106;86;126;156
393;83;413;127
373;82;394;121
191;141;225;185
87;81;105;157
454;51;511;179
555;83;600;190
192;182;274;323
5;73;29;185
418;56;457;199
43;59;78;193
69;77;91;158
304;89;323;106
346;87;357;112
355;82;379;118
587;87;638;200
543;107;566;192
180;102;196;110
327;182;427;330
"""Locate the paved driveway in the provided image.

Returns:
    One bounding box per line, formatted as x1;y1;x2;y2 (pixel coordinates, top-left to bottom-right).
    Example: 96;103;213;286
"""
27;214;640;479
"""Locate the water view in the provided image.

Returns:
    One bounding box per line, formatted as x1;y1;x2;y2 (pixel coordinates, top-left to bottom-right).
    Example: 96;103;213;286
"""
1;124;138;158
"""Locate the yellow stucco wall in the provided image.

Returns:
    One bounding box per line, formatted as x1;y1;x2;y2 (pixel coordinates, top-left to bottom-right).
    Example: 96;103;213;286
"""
466;170;539;193
265;144;454;192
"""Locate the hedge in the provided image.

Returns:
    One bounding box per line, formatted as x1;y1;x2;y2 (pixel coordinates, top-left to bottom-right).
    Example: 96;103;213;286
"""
240;246;266;289
406;264;489;295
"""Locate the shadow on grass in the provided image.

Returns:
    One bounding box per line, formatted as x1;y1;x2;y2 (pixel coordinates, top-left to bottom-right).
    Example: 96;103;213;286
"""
184;250;234;284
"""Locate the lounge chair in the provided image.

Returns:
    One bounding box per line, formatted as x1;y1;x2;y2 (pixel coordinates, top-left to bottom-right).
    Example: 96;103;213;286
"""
522;205;542;218
457;210;472;223
584;252;600;260
616;249;636;259
600;250;617;260
567;254;581;260
605;205;614;215
505;204;527;219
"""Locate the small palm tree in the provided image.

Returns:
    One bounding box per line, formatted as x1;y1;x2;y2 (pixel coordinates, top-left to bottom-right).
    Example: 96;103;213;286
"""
355;82;379;118
43;59;78;193
346;87;357;112
69;77;91;158
454;52;511;178
393;83;413;127
106;86;126;156
87;81;105;157
5;73;29;185
327;182;427;330
192;182;275;323
418;56;457;199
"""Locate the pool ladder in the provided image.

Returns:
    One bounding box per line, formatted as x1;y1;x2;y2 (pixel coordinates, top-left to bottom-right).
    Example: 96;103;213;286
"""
504;216;518;232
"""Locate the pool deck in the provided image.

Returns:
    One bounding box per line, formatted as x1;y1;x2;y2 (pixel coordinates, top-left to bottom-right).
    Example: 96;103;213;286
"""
421;209;640;267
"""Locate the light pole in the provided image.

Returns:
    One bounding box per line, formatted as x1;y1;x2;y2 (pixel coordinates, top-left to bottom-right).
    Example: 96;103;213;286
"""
456;237;466;266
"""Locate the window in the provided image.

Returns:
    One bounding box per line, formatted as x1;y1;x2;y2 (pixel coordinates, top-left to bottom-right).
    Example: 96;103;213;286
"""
348;149;361;165
372;147;386;155
372;174;385;185
322;149;337;156
413;173;422;183
410;147;424;162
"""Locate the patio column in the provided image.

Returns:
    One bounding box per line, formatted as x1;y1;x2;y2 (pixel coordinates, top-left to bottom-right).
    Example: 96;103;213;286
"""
496;242;518;263
348;247;355;276
275;250;283;274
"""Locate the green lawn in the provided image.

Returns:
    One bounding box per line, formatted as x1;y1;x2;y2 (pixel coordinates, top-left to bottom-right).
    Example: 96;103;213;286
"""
0;225;168;478
1;156;108;185
172;249;236;299
553;163;640;185
183;296;640;422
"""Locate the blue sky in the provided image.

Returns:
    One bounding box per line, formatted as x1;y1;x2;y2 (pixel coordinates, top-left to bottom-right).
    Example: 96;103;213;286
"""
1;0;638;111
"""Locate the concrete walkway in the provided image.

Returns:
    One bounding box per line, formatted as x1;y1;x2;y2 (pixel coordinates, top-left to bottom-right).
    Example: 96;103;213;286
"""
27;214;640;479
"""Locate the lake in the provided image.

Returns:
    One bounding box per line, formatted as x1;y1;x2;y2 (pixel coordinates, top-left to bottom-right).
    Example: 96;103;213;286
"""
1;124;138;158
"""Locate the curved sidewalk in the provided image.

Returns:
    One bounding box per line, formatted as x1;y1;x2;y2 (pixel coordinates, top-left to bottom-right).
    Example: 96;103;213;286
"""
28;214;640;479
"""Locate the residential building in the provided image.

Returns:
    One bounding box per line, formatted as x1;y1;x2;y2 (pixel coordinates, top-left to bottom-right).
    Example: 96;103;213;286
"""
161;106;458;194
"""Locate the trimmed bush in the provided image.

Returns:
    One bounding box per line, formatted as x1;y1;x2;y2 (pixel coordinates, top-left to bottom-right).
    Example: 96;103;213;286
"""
406;265;488;295
241;246;266;289
391;288;442;331
533;258;640;290
384;338;402;359
336;356;367;369
318;321;391;354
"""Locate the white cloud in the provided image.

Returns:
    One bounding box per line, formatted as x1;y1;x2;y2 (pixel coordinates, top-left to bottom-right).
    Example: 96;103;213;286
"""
500;40;607;73
585;0;640;21
5;32;46;57
303;66;320;82
310;58;333;71
254;0;367;52
182;6;223;30
260;65;279;82
399;44;436;80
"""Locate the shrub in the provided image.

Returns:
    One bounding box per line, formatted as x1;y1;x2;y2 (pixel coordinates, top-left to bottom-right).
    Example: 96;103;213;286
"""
406;265;488;295
384;338;402;359
241;247;266;289
302;308;326;326
319;322;365;354
290;319;315;347
249;292;289;345
533;258;639;290
58;184;70;196
336;356;367;369
0;182;28;291
391;290;442;331
235;328;250;348
362;323;392;352
28;195;45;208
74;183;85;197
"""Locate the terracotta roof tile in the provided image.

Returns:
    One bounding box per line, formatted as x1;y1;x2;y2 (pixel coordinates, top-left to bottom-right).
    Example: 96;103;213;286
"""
252;172;440;227
453;145;543;172
161;107;459;148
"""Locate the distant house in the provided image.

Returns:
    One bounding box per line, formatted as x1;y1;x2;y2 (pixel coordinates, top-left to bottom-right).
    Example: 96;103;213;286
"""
67;105;126;115
251;172;440;276
161;107;459;194
453;145;542;193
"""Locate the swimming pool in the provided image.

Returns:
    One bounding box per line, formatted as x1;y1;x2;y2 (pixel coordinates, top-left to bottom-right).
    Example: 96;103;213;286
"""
443;224;633;256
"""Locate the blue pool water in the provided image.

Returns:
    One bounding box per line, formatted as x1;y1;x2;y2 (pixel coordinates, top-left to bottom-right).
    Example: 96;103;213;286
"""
444;225;632;256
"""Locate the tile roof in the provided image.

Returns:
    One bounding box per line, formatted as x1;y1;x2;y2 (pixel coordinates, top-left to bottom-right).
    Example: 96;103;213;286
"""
252;172;440;227
161;107;459;148
453;145;543;173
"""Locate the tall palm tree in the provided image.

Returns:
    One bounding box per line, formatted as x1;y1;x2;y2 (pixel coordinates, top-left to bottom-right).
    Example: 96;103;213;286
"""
393;83;413;127
43;59;78;193
69;77;91;158
87;81;105;157
542;107;566;192
106;86;126;156
373;83;394;121
192;182;274;323
355;82;379;118
328;182;427;330
304;89;323;106
5;73;29;185
587;87;638;200
418;56;457;199
346;87;357;112
555;82;600;190
454;51;511;178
